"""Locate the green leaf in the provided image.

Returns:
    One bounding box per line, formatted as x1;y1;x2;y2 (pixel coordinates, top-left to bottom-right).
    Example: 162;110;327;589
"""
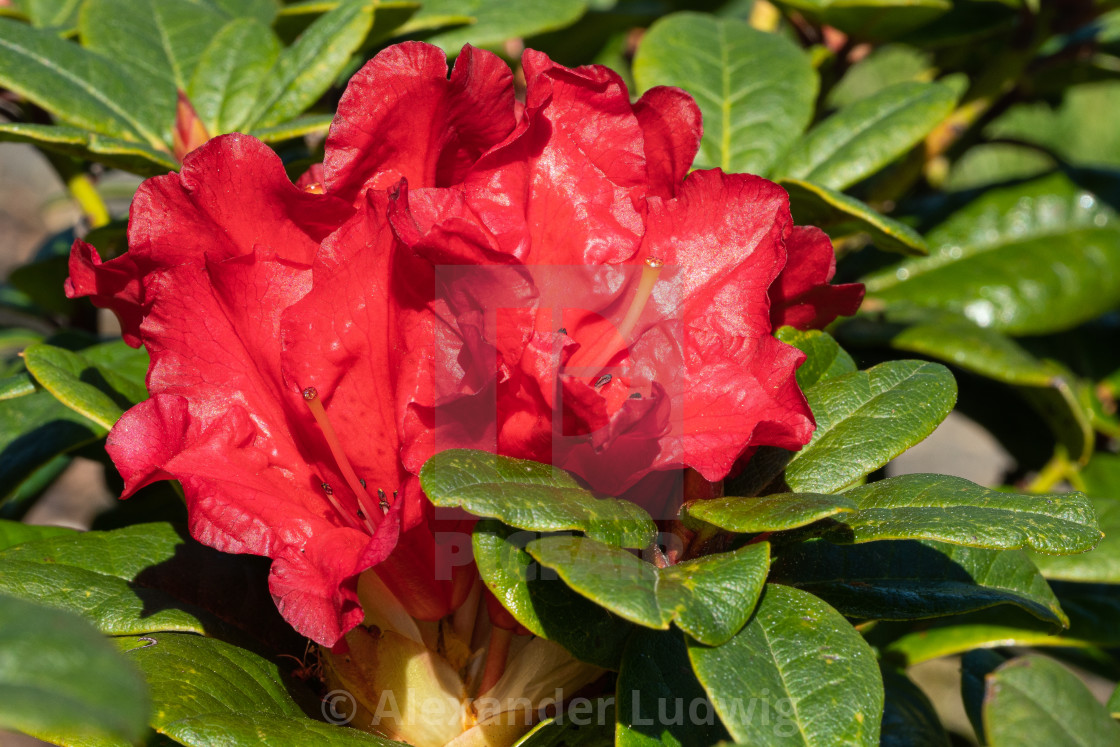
616;629;729;747
1108;683;1120;719
689;584;883;746
0;594;150;743
0;17;167;145
981;655;1120;745
960;649;1006;741
772;539;1067;626
111;632;394;745
188;18;281;134
0;372;36;401
0;523;293;648
826;45;934;109
526;535;769;645
633;12;817;176
682;493;856;534
780;178;928;256
249;113;332;142
880;668;950;747
421;450;655;548
246;0;374;129
0;390;102;503
24;0;83;29
422;0;590;52
0;519;74;551
838;308;1094;462
775;82;957;191
207;0;278;25
770;0;950;40
80;0;227;101
775;327;856;389
472;520;633;669
0;122;177;175
514;699;615;747
785;360;957;494
863;173;1120;335
1033;455;1120;582
827;474;1102;554
23;342;145;430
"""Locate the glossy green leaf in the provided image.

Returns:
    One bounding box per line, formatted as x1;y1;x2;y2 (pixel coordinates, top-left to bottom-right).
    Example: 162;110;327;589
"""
772;539;1066;626
0;18;167;145
864;173;1120;335
775;327;857;389
526;535;769;645
838;308;1095;462
23;342;142;430
111;632;396;745
786;361;957;494
0;122;177;175
982;655;1120;745
633;12;817;176
422;0;589;52
249;113;333;142
781;178;928;256
689;584;883;746
247;0;373;129
1032;456;1120;582
828;474;1101;554
422;450;655;547
0;523;292;648
0;594;150;742
24;0;83;29
472;520;633;669
0;390;102;503
80;0;226;106
0;519;74;551
616;630;728;747
880;668;949;747
188;18;281;134
776;82;957;191
682;493;856;534
826;45;934;109
0;373;36;401
770;0;950;40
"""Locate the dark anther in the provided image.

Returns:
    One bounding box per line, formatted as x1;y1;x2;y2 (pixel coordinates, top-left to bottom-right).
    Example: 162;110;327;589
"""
629;392;642;399
594;374;612;388
321;482;333;495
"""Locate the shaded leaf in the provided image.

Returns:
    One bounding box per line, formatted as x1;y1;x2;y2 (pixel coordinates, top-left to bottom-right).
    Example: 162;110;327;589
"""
0;390;102;503
422;450;655;548
682;493;856;534
781;178;928;256
775;327;856;389
880;668;949;747
0;122;177;175
23;342;146;430
633;12;817;176
770;0;950;40
526;535;769;645
422;0;590;52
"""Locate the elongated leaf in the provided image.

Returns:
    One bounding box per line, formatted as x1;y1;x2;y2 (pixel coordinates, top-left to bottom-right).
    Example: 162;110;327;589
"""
689;584;883;746
249;113;333;143
110;633;396;745
0;390;102;503
526;536;768;645
0;17;167;145
772;539;1066;626
422;450;655;547
838;308;1095;462
776;82;957;191
1108;683;1120;719
828;474;1101;554
23;342;142;430
0;519;73;551
514;699;614;747
0;373;35;401
1032;456;1120;582
781;178;928;256
880;668;950;747
24;0;83;29
80;0;226;101
982;655;1120;745
683;493;856;534
472;520;633;669
771;0;951;40
633;12;817;176
0;594;150;742
864;173;1120;335
0;122;177;175
785;360;957;494
775;327;856;389
616;630;728;747
247;0;373;129
188;18;281;134
423;0;590;51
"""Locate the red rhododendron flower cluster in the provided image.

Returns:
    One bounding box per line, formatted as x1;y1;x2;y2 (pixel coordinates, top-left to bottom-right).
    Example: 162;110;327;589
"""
67;42;862;648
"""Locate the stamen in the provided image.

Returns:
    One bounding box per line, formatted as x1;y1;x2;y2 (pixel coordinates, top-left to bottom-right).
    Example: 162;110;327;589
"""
302;387;379;533
378;488;390;514
569;257;664;373
594;374;612;389
317;479;361;531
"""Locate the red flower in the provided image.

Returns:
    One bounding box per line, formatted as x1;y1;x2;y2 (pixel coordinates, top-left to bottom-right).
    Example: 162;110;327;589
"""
66;42;861;647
